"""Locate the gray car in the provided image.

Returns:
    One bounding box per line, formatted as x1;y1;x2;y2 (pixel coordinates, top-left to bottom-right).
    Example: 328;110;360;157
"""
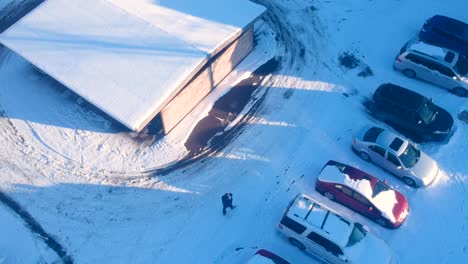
393;38;468;97
352;126;439;187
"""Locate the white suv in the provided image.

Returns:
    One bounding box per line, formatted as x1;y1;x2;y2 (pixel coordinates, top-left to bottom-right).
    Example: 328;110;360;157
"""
278;194;392;264
393;38;468;97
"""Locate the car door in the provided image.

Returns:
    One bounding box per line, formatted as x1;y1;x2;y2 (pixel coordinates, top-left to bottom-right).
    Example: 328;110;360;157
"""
367;145;387;168
305;232;346;264
384;152;405;178
351;191;374;218
430;63;460;89
333;185;356;208
404;53;433;80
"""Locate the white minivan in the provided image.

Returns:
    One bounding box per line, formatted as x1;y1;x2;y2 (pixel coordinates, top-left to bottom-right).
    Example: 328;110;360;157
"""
278;194;393;264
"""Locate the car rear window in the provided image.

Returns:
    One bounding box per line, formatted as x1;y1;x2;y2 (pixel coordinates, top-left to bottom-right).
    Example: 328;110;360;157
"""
389;137;404;151
444;52;455;63
280;216;306;234
363;127;384;142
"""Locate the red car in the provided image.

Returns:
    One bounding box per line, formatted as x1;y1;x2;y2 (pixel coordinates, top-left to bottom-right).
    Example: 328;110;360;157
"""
315;160;409;229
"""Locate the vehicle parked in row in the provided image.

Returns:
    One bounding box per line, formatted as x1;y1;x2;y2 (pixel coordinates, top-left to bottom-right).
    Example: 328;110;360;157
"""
367;83;454;142
246;249;290;264
278;194;393;264
315;160;409;228
393;38;468;96
419;15;468;57
352;127;439;187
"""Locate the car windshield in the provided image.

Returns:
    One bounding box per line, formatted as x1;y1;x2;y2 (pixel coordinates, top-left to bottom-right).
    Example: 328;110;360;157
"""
398;143;421;168
346;223;366;247
372;181;390;197
455;56;468;76
418;100;438;124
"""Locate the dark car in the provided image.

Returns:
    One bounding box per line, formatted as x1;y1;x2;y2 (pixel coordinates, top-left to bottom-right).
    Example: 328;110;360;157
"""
315;160;409;229
367;83;453;142
247;249;290;264
419;15;468;57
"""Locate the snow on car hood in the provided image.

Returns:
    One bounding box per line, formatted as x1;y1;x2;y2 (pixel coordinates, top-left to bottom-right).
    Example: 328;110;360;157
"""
346;232;393;264
344;174;398;223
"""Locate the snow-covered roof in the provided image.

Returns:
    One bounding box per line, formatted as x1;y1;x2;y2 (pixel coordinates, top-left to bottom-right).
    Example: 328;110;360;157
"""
288;195;353;247
107;0;266;54
319;165;398;223
0;0;265;132
409;41;452;62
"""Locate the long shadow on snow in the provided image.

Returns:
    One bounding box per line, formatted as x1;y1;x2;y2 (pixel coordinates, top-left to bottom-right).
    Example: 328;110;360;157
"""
0;191;73;263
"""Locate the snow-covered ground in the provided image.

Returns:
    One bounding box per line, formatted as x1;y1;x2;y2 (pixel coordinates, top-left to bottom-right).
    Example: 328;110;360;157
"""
1;0;468;263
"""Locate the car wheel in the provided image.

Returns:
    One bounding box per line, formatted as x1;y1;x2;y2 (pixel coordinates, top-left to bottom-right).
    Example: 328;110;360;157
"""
359;151;370;161
376;218;390;228
289;237;305;250
451;87;468;97
403;69;416;78
403;177;416;187
324;192;335;201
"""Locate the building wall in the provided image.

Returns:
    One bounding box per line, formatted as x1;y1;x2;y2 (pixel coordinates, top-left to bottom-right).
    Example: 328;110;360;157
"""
211;27;254;86
160;26;255;134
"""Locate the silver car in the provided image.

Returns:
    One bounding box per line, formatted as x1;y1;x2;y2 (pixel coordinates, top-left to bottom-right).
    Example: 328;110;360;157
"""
352;126;439;187
393;38;468;97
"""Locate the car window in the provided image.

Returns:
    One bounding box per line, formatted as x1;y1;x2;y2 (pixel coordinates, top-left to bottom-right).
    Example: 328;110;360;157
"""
336;185;353;196
280;216;306;234
373;181;390;197
405;53;432;67
455;56;468;76
363;127;384;142
369;145;386;157
307;232;344;256
387;153;401;167
432;63;457;77
418;101;438;124
353;192;371;206
398;143;421;168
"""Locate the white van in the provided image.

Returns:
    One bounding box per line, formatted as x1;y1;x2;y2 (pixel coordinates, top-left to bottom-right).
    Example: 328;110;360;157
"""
278;194;393;264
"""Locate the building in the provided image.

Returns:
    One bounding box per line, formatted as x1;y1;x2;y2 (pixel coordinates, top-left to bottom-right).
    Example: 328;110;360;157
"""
0;0;266;133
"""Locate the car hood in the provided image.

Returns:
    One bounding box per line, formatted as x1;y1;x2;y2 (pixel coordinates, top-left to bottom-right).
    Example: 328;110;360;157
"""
346;233;393;264
425;106;453;133
410;151;439;184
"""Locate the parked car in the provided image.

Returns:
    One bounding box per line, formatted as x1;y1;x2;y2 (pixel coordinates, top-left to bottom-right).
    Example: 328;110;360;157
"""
278;193;393;264
352;126;439;187
367;83;454;142
315;160;409;228
419;15;468;57
246;249;290;264
393;38;468;96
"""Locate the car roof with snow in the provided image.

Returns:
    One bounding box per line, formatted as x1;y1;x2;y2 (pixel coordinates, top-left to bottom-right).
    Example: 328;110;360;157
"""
318;162;401;222
407;40;458;65
287;194;353;247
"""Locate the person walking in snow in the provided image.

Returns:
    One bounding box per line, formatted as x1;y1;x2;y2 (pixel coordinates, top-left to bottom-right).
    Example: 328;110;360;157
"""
221;192;235;216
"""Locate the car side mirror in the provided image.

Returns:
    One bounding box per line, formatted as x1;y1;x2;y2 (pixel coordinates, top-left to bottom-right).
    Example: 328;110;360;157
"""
368;207;373;212
453;76;458;80
397;166;403;170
